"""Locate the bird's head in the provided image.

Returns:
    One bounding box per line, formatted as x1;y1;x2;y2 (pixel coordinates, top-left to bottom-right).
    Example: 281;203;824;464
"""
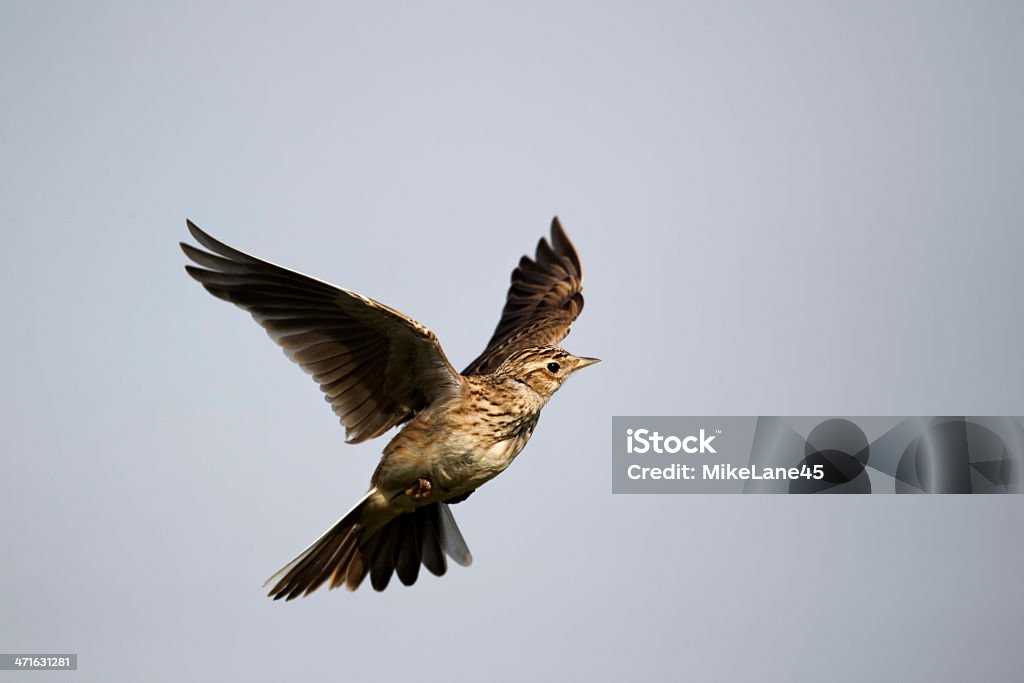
496;345;600;399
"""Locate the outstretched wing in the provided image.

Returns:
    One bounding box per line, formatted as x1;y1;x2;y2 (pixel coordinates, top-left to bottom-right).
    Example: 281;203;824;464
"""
181;220;463;444
462;217;585;375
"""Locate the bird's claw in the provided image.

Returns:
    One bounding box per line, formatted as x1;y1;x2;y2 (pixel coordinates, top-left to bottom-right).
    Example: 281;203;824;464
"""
405;477;433;501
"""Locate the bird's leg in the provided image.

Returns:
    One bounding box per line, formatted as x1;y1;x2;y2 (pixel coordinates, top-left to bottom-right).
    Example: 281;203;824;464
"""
404;477;433;501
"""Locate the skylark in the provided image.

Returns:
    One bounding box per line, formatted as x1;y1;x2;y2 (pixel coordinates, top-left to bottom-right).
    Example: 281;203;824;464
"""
181;217;596;599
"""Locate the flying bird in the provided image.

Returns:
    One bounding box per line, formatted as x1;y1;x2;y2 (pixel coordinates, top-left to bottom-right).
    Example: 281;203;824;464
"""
181;217;596;599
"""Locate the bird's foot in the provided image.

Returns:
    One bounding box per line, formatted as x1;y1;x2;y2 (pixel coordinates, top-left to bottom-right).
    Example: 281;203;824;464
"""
405;477;433;501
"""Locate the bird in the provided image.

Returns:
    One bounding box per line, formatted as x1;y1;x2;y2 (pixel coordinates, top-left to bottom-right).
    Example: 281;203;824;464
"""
180;217;597;600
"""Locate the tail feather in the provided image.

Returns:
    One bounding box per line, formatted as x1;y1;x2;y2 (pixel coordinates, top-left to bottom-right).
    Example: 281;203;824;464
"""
266;490;372;600
340;541;368;591
368;526;400;591
319;531;359;591
419;508;447;577
265;491;474;600
395;512;422;586
438;502;473;567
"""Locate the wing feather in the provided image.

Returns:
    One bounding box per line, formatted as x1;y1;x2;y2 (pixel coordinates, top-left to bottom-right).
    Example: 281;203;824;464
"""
463;217;585;375
181;220;463;443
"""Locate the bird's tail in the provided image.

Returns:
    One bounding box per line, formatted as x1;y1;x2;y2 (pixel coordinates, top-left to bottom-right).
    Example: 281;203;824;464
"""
265;488;473;600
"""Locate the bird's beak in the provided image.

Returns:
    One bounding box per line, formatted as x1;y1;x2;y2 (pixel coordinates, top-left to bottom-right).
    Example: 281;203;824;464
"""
574;356;601;371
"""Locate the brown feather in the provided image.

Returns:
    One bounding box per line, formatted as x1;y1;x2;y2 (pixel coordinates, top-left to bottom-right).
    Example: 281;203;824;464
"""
181;220;464;444
419;506;447;577
463;217;585;375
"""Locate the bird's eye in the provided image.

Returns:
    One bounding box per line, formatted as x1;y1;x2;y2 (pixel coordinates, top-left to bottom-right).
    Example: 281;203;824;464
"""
547;362;560;373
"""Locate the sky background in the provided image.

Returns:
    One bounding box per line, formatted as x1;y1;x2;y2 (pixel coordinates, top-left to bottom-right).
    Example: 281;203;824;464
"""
2;2;1023;680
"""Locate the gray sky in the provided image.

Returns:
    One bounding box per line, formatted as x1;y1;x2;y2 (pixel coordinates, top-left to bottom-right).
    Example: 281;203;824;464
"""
2;2;1022;680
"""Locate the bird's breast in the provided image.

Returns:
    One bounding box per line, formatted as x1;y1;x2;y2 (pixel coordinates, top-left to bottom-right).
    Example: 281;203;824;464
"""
437;411;539;489
374;407;542;496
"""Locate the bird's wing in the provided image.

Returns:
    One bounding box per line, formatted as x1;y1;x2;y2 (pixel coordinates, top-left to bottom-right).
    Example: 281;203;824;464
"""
181;220;464;444
462;217;585;375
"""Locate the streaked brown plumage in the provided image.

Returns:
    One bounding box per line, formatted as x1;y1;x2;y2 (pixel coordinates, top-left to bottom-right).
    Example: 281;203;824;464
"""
181;217;596;599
